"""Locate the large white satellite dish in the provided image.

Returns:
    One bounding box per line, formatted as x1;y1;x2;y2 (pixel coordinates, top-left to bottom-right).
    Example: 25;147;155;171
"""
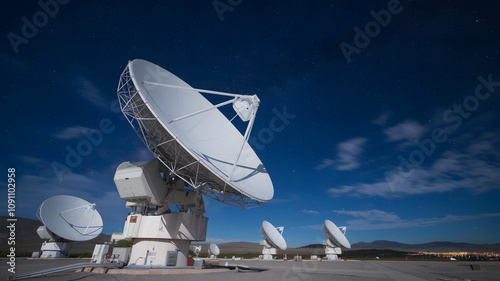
322;219;350;260
117;59;273;208
37;195;103;241
114;59;276;268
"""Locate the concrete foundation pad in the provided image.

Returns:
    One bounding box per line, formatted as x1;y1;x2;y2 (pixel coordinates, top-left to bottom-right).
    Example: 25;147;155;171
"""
103;268;230;275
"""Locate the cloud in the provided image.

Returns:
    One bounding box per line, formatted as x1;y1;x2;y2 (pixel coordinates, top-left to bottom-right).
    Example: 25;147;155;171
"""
332;209;500;231
270;192;302;203
315;159;335;170
75;75;110;110
297;224;323;230
18;156;47;166
332;209;399;222
300;210;320;215
327;131;500;198
316;137;368;171
371;112;392;126
52;126;98;140
205;237;238;244
384;120;426;142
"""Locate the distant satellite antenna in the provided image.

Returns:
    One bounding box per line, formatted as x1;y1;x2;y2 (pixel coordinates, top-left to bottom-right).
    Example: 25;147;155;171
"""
36;195;103;258
322;219;350;260
260;220;286;260
208;243;220;258
193;245;202;258
113;59;274;267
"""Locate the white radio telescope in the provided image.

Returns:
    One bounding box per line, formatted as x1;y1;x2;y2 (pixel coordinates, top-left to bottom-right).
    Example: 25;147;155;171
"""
192;245;202;258
208;243;220;258
36;195;103;258
260;220;286;260
112;59;274;267
322;219;350;260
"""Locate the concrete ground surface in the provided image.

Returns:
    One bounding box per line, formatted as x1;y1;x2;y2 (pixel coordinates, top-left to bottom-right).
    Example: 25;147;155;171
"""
2;257;500;281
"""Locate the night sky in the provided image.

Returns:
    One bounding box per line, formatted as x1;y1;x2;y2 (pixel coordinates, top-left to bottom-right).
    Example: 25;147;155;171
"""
2;0;500;247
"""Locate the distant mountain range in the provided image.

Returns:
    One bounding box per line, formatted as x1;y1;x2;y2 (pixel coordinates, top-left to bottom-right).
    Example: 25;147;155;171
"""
301;240;500;253
2;217;499;254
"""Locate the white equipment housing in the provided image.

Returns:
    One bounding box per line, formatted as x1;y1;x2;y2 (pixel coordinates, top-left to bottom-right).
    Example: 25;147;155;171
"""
323;239;342;260
39;241;72;258
260;239;277;260
37;226;54;240
115;159;168;206
110;247;132;264
112;159;208;267
91;244;110;263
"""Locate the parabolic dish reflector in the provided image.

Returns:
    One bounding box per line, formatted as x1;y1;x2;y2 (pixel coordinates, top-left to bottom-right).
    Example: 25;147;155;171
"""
193;245;201;254
261;220;287;250
117;59;274;208
209;243;220;256
324;220;350;248
37;195;103;242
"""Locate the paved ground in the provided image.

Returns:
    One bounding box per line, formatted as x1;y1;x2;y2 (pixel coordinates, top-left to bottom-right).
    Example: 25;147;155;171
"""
2;257;500;281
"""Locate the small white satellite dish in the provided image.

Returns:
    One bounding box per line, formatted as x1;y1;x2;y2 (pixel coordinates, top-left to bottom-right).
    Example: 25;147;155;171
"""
209;243;220;257
261;220;287;250
37;195;103;241
324;220;350;249
193;245;202;257
209;243;220;256
260;220;286;259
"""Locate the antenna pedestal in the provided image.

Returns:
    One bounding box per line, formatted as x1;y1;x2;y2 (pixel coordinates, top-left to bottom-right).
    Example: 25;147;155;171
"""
115;212;208;267
113;159;208;267
323;239;342;260
39;241;72;258
131;238;191;267
260;239;277;260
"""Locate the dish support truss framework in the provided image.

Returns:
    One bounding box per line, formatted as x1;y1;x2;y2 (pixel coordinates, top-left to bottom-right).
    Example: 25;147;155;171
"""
117;65;263;209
